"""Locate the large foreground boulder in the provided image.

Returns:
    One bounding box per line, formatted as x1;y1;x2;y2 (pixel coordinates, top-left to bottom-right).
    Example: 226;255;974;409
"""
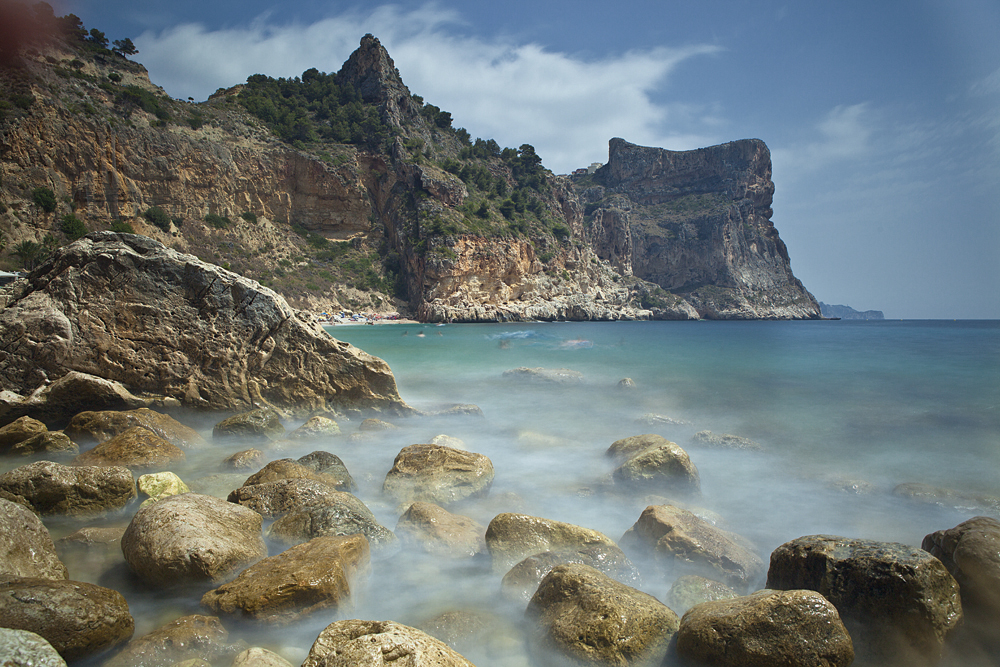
0;233;412;420
526;563;679;667
0;460;136;516
302;619;475;667
767;534;963;666
0;575;134;662
922;516;1000;618
676;589;854;667
121;492;267;586
0;497;68;579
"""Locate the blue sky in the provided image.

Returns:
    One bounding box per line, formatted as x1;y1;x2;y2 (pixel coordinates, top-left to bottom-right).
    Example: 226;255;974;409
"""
58;0;1000;318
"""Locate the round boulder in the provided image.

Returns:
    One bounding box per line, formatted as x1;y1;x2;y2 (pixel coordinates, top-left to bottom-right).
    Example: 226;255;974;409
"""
302;619;475;667
382;444;494;507
0;497;68;579
121;492;267;587
288;416;341;439
221;448;266;472
267;494;398;555
0;460;136;516
213;409;285;442
395;501;486;559
611;442;701;497
606;433;671;461
71;426;186;471
65;408;208;449
359;418;398;432
245;457;353;492
137;471;191;506
297;450;356;491
227;478;346;518
767;534;963;666
0;627;67;667
526;563;679;667
620;505;764;592
501;545;641;602
486;512;620;573
923;516;1000;617
201;534;370;625
0;575;134;662
676;589;854;667
0;416;49;452
102;614;245;667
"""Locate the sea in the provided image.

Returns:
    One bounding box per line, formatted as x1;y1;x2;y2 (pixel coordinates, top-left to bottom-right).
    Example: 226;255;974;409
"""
50;319;1000;665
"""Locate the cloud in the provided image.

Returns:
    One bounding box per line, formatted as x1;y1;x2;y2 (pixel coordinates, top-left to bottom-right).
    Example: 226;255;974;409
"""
134;4;722;172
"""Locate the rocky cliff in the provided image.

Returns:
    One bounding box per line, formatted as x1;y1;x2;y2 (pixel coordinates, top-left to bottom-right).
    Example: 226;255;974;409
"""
0;22;817;322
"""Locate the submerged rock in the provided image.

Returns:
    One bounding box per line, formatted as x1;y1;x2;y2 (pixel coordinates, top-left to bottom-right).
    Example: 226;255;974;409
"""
607;433;672;461
501;545;641;602
288;415;341;439
663;575;739;616
767;534;963;666
0;460;136;516
383;444;494;506
502;367;584;383
222;448;266;471
485;512;620;573
691;429;762;451
611;441;701;497
302;619;475;667
676;589;854;667
395;501;486;559
102;614;245;667
526;563;679;667
0;497;68;580
213;409;286;442
267;494;397;555
893;482;1000;516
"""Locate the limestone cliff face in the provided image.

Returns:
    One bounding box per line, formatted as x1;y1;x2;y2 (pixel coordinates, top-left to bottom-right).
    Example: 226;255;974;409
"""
588;138;819;319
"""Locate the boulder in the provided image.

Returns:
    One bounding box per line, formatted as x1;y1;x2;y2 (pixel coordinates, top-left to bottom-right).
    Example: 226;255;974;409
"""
0;371;148;427
382;444;494;506
617;377;636;390
922;516;1000;622
0;627;67;667
767;534;963;666
137;471;191;506
0;460;136;516
606;433;671;461
359;417;398;431
691;430;762;451
0;415;50;450
0;497;68;579
64;408;208;449
267;494;398;555
620;505;764;592
6;430;78;458
302;619;475;667
663;575;738;616
121;492;267;587
429;434;466;449
0;233;412;419
676;589;854;667
501;545;641;602
221;448;266;471
231;647;295;667
485;512;620;573
102;614;246;667
297;450;356;491
289;415;341;439
228;478;348;518
243;457;352;491
0;575;134;662
213;409;286;442
201;534;370;624
611;442;701;496
502;367;583;383
526;563;679;667
395;501;486;559
71;426;186;471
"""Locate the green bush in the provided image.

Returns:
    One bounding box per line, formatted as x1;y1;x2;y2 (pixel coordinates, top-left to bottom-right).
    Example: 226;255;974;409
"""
59;213;88;240
107;72;122;83
240;211;258;224
32;187;57;213
109;219;135;233
144;206;171;231
204;213;230;229
12;240;45;270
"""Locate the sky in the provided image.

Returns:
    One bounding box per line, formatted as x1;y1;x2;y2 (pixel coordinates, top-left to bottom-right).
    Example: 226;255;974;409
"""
52;0;1000;318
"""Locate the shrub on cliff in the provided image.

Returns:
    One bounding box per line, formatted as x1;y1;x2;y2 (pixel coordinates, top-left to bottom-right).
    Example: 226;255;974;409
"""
143;207;171;231
60;214;88;240
32;187;57;213
204;213;230;229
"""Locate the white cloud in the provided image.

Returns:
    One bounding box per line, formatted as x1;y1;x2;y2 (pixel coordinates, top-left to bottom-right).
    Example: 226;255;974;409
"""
134;4;722;172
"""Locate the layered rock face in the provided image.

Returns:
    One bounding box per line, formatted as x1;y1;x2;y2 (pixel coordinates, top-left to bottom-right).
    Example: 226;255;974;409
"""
0;233;410;419
589;138;820;319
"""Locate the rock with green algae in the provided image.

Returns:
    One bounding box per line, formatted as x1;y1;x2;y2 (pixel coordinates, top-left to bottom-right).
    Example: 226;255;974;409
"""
137;472;190;507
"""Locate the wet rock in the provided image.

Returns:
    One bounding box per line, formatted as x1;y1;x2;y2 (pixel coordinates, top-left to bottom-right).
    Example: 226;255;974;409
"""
395;501;486;559
426;403;485;418
231;647;295;667
691;429;762;451
0;460;136;516
55;524;127;569
0;416;48;451
227;478;347;518
64;407;208;450
620;505;764;592
137;471;191;506
102;614;246;667
429;434;466;449
663;575;738;616
0;627;67;667
676;589;854;667
526;563;679;667
383;444;494;506
7;430;78;458
0;497;68;579
121;492;267;587
767;534;963;666
71;426;186;471
201;534;370;624
222;448;266;471
242;458;343;487
416;610;528;666
302;619;475;667
502;367;583;383
893;482;1000;516
288;415;341;439
635;413;690;427
485;512;620;573
213;409;286;442
0;575;134;662
268;494;398;555
0;371;148;427
359;417;398;431
296;451;356;491
922;516;1000;623
612;441;701;497
617;377;636;390
606;433;671;462
501;545;641;603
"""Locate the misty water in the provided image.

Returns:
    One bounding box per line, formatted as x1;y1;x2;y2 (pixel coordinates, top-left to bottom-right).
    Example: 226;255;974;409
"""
46;319;1000;665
